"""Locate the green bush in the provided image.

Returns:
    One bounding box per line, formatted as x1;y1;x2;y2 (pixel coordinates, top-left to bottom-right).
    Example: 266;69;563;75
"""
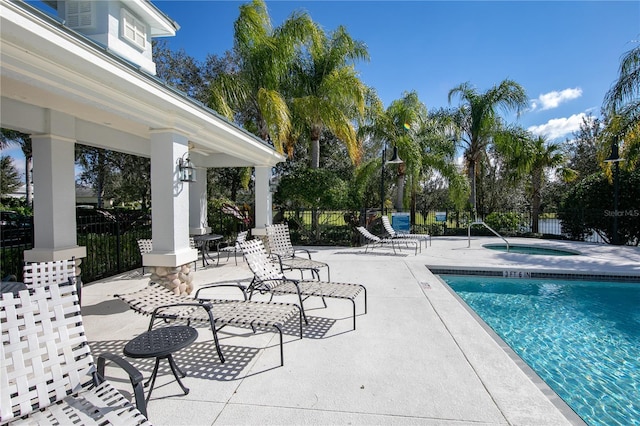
559;170;640;245
484;212;524;234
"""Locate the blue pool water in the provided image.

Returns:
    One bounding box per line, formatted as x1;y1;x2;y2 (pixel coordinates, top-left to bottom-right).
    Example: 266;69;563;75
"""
442;275;640;426
483;243;579;256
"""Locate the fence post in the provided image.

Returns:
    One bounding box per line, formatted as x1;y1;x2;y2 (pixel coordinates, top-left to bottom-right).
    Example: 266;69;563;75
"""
116;218;121;273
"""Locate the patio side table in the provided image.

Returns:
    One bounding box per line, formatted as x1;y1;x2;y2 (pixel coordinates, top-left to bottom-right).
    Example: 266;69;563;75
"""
0;281;27;296
123;325;198;405
192;234;223;267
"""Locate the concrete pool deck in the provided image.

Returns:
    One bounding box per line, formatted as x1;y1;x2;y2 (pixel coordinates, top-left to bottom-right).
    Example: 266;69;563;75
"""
81;236;640;425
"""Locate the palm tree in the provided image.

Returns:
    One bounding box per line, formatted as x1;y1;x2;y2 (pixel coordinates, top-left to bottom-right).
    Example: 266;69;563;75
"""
288;24;369;168
208;0;315;152
417;108;470;214
448;80;528;217
603;45;640;168
1;129;33;206
358;91;423;212
496;130;574;233
385;92;427;211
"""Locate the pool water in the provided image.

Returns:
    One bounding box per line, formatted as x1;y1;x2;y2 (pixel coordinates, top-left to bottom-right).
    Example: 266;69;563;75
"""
483;243;579;256
442;275;640;426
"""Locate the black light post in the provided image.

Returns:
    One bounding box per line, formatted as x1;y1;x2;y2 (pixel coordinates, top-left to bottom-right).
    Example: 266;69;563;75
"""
604;139;624;245
380;144;403;214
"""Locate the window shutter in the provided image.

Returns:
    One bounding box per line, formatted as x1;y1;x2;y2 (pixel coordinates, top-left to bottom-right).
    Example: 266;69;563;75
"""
122;9;147;49
66;1;94;29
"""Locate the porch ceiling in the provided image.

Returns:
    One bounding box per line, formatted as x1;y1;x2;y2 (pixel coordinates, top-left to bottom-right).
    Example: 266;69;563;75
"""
0;1;284;168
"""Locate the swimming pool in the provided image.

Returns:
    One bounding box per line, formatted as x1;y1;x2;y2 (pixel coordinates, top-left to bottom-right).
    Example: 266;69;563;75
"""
483;243;580;256
441;275;640;426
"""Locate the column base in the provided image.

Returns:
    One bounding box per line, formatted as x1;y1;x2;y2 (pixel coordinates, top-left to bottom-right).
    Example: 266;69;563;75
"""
149;264;194;295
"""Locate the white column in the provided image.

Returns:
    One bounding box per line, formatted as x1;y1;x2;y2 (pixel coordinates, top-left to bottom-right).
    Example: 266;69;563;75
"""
252;165;273;236
189;165;209;235
145;130;197;267
24;112;86;263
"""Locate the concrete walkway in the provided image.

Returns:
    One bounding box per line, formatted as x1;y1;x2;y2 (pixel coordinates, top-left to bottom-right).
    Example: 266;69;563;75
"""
81;236;640;425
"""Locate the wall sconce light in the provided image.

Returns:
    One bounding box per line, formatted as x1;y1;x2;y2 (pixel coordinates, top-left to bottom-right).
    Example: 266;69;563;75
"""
178;153;196;183
269;175;280;193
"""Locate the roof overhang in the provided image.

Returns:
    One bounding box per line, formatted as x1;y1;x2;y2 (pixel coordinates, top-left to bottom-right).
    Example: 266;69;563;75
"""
0;1;285;168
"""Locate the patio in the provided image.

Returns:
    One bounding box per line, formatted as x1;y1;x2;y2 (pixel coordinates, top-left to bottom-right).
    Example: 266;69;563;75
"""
81;236;640;425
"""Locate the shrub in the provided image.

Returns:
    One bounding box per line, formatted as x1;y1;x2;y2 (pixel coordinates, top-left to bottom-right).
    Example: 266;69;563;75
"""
484;212;524;234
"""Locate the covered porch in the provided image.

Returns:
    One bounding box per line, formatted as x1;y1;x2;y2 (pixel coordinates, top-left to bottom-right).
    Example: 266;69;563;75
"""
0;1;284;288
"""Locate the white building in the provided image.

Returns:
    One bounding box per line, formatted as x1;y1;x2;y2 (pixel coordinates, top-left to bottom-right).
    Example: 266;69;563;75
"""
0;0;284;290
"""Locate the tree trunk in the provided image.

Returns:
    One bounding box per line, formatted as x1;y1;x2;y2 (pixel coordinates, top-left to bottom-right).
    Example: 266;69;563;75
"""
395;163;405;211
531;169;542;233
310;127;321;237
310;137;320;169
468;160;476;218
25;155;33;207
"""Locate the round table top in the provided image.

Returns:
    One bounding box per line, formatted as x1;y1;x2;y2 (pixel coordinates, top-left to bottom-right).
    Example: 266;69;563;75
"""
124;325;198;359
192;234;222;242
0;281;27;296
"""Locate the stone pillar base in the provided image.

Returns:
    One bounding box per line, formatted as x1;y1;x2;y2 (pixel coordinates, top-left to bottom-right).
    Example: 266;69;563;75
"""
149;264;194;295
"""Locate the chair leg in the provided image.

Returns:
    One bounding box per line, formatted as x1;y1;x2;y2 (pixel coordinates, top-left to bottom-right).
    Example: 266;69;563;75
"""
291;285;309;325
202;309;225;364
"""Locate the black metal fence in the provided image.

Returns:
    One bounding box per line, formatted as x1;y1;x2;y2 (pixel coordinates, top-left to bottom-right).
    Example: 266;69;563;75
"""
0;207;620;284
1;210;151;283
278;209;609;245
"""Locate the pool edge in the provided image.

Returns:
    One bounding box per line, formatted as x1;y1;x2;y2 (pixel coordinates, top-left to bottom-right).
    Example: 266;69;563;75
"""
435;274;588;426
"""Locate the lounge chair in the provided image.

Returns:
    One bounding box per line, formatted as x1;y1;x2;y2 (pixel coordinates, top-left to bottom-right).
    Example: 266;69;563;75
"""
1;285;150;424
240;239;367;329
356;226;418;255
23;258;81;301
381;216;431;249
137;239;153;274
216;230;248;265
115;282;301;366
266;223;330;280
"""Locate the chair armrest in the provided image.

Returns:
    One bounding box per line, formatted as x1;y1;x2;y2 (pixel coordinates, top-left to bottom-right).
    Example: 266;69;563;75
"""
293;248;313;259
253;277;299;292
195;282;249;301
268;253;287;271
216;240;232;251
96;352;148;418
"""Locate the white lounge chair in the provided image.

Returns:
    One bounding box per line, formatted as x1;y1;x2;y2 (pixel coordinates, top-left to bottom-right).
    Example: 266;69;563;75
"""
381;216;431;249
356;226;418;255
115;281;301;366
1;285;150;424
266;223;330;280
240;239;367;329
216;230;248;265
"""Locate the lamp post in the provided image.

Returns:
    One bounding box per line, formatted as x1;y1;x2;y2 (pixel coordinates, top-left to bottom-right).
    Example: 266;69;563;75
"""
604;139;624;245
380;143;403;214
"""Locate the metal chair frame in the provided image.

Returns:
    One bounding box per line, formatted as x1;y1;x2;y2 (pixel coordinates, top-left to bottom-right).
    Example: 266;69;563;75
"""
216;230;248;265
265;223;330;281
1;285;150;425
240;239;367;330
116;282;301;367
381;216;431;249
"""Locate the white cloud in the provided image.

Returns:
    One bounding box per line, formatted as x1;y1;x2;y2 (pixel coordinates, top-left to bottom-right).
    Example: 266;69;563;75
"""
530;87;583;111
527;113;587;140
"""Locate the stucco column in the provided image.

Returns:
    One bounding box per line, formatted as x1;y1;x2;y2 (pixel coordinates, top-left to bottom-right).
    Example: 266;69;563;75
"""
252;165;273;236
189;164;209;235
24;112;86;265
145;130;198;294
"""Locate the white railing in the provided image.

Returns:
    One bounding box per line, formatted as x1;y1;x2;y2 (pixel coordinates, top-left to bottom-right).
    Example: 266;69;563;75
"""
467;221;510;251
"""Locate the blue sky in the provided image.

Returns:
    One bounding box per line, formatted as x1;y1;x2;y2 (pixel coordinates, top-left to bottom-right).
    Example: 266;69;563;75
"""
156;0;639;140
3;0;639;176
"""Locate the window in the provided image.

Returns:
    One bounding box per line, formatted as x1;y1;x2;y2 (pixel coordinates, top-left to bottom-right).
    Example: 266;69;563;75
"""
66;1;94;29
121;9;146;49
